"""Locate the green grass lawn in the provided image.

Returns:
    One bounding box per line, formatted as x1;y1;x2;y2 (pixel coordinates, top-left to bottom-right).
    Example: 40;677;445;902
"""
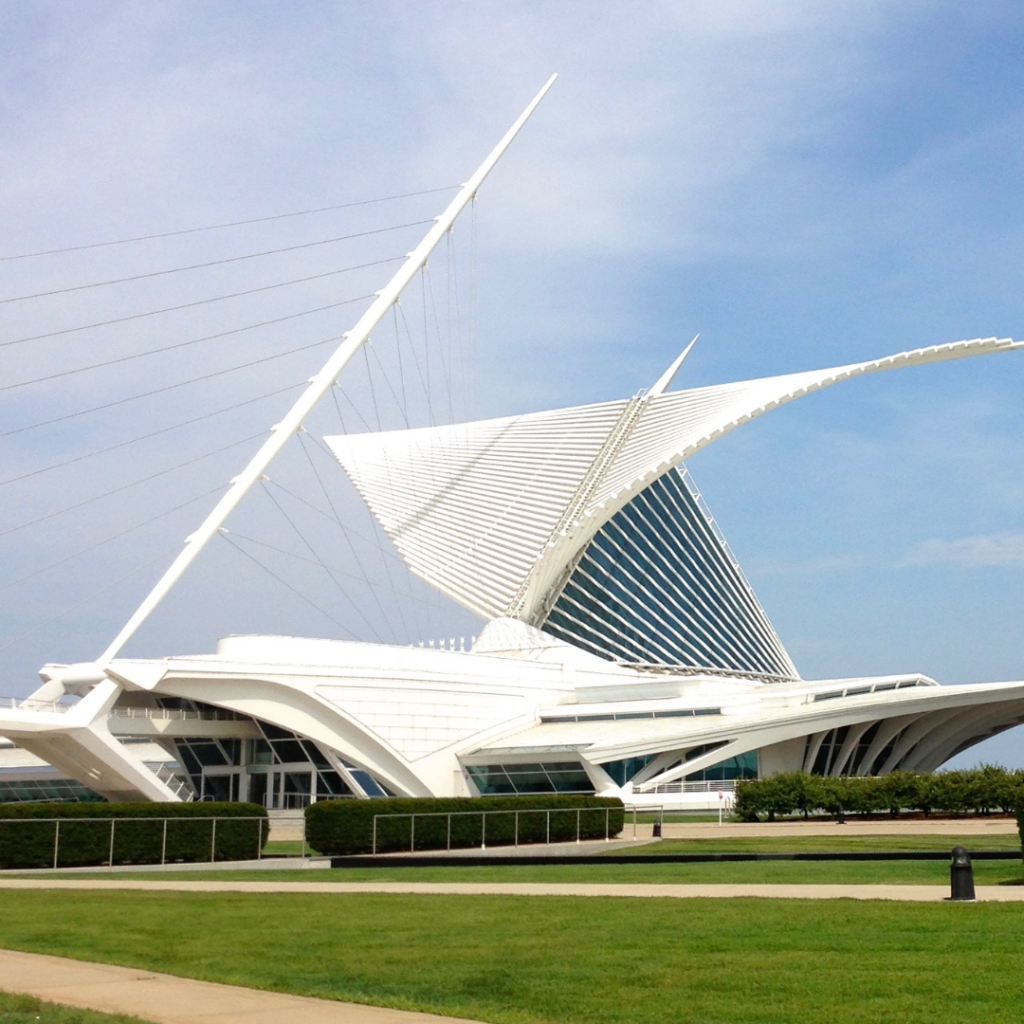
625;833;1023;853
261;840;310;856
264;829;1021;860
18;828;1023;884
0;889;1022;1023
33;855;1024;885
0;991;148;1024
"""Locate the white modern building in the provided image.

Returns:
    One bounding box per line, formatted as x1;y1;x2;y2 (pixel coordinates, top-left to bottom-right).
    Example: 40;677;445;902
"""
3;333;1023;810
2;80;1022;809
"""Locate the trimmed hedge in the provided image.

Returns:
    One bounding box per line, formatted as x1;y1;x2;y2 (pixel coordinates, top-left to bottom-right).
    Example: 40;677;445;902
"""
306;795;624;856
0;801;268;869
735;767;1024;823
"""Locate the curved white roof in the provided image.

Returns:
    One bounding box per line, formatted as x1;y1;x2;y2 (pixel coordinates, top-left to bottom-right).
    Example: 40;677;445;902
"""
327;337;1019;622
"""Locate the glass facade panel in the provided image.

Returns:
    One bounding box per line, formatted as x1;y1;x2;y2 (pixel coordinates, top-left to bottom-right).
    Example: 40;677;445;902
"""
317;770;349;796
467;762;595;795
685;750;757;782
599;755;656;787
170;720;355;805
466;765;517;795
0;778;103;803
507;770;555;792
541;467;794;676
344;765;389;797
546;769;594;793
269;739;307;764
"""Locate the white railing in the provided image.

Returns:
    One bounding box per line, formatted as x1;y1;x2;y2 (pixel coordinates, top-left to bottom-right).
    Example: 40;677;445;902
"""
644;780;738;794
0;697;73;713
0;700;248;721
807;679;935;704
151;763;195;802
408;636;477;652
109;707;248;721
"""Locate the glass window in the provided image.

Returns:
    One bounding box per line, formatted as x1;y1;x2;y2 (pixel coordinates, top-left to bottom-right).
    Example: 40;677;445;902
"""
301;740;330;769
466;765;516;795
260;723;292;741
541;467;794;677
511;770;556;793
216;739;242;766
684;741;729;762
600;755;656;786
0;778;103;803
202;775;233;802
186;742;228;767
248;739;273;765
176;744;202;776
269;739;307;764
466;762;595;795
685;750;757;782
316;770;351;797
283;772;311;795
545;768;595;793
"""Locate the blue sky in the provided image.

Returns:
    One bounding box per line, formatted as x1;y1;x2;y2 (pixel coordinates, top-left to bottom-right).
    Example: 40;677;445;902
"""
1;1;1023;767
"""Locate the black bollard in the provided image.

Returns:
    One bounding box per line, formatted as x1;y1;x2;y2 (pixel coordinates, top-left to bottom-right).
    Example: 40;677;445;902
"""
652;819;662;838
949;845;976;901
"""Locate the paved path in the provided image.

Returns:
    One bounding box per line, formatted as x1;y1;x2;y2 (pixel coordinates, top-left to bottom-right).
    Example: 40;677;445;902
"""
369;837;656;859
0;948;484;1024
0;877;1019;901
633;818;1019;840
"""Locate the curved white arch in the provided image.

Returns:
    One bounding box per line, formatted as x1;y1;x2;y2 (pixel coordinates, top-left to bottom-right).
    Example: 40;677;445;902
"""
328;337;1019;622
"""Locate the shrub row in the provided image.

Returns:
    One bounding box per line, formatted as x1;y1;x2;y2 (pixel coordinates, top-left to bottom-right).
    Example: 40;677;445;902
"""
0;801;268;869
306;795;624;856
735;767;1024;823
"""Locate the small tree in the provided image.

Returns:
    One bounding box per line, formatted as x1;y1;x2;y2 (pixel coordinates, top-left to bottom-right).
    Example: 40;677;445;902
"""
816;777;848;823
761;773;801;821
878;770;917;818
734;778;764;822
909;772;936;816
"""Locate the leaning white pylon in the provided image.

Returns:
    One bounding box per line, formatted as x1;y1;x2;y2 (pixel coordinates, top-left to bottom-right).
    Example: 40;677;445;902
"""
97;74;558;667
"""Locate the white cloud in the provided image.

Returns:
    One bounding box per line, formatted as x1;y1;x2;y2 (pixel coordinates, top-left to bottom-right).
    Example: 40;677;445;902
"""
901;533;1024;568
2;0;1024;702
746;553;866;577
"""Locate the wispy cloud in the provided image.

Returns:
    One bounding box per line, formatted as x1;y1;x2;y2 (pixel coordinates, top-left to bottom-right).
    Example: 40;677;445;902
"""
747;553;866;576
901;533;1024;568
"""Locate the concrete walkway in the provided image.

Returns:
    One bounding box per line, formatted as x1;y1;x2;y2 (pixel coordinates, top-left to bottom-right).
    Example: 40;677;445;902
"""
632;818;1019;840
0;877;1020;900
0;947;485;1024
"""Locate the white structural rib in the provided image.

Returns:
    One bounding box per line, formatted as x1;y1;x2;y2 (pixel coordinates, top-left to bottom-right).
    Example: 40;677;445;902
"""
96;74;557;665
329;400;627;618
328;336;1020;621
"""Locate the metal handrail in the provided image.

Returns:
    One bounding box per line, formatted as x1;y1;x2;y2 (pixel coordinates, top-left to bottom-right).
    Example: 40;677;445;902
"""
370;805;619;856
152;763;195;802
0;814;268;868
623;804;666;840
643;780;738;794
109;707;248;721
0;700;248;720
0;698;74;713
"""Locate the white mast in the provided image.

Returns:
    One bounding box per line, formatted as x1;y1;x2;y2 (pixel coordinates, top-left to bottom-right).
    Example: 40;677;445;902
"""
98;74;558;666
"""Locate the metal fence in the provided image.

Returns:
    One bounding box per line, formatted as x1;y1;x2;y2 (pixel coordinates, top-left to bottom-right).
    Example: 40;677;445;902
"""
370;805;620;856
0;815;268;869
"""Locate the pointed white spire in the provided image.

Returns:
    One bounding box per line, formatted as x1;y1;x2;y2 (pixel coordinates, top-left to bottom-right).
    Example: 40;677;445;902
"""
649;335;699;397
